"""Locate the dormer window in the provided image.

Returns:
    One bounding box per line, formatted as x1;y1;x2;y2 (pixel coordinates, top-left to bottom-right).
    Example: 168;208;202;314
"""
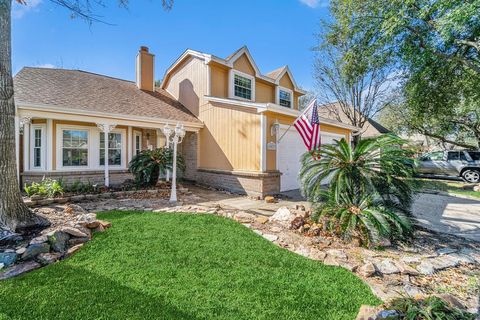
277;87;293;108
229;70;255;101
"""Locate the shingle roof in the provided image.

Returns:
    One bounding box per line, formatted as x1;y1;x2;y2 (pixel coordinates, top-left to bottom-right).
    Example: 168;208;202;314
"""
265;66;286;80
14;67;201;124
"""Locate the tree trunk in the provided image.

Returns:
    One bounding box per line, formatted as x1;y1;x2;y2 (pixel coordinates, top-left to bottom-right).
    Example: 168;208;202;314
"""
0;0;49;242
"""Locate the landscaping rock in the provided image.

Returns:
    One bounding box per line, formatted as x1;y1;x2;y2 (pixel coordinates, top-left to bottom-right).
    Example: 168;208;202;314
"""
376;259;400;275
21;243;50;260
93;224;105;233
416;260;435;275
37;199;54;206
61;226;88;238
0;263;4;270
76;213;97;224
98;220;112;229
290;216;305;230
15;247;26;255
47;231;70;253
37;252;61;266
269;207;295;225
66;244;84;257
29;235;48;245
395;261;420;275
401;256;421;264
70;195;86;202
255;216;269;224
326;249;348;261
233;212;256;223
264;196;276;203
0;252;17;267
309;249;327;261
356;305;381;320
0;261;41;280
63;204;87;215
358;262;377;277
85;221;100;229
430;255;460;271
262;234;278;242
404;284;424;297
68;237;90;246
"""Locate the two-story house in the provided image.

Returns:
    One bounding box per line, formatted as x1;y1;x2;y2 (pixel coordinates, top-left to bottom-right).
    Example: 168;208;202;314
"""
13;46;357;197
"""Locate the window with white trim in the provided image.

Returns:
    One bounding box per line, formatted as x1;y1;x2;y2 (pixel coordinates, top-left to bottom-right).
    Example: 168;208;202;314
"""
278;88;293;108
100;132;122;166
134;132;142;155
62;129;88;167
33;128;42;168
234;73;253;100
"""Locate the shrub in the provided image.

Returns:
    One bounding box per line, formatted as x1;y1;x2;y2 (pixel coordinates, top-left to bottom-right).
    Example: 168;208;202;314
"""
299;134;415;246
388;296;475;320
128;147;185;187
24;178;64;198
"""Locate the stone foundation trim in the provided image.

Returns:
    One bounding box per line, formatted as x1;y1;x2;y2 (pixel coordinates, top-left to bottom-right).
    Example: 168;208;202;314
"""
195;168;281;197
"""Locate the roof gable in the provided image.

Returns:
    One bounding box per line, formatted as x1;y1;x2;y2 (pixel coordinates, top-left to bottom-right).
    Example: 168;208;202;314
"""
232;53;256;76
226;46;261;77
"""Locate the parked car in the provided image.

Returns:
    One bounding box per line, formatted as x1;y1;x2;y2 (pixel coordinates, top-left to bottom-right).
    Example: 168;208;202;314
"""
415;150;480;183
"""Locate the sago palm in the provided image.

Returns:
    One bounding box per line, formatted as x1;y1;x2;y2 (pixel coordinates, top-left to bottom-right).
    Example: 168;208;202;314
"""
299;134;415;244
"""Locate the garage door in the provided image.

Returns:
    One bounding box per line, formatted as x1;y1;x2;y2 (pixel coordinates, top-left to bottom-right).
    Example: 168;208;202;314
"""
277;127;346;192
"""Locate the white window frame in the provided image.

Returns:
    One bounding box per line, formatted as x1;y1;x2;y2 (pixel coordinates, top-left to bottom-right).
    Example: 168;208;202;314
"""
134;130;142;156
276;86;294;108
56;125;91;170
30;124;46;171
55;124;127;171
229;69;255;101
99;130;125;168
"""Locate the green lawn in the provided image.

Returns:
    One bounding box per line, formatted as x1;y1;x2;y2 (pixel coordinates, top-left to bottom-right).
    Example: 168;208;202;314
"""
0;212;380;320
414;178;480;199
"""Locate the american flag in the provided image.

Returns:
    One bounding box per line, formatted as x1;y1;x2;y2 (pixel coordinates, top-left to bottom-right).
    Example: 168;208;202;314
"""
294;99;321;151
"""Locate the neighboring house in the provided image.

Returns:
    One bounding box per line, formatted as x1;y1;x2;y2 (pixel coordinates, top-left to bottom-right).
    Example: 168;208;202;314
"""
317;102;390;138
14;46;357;197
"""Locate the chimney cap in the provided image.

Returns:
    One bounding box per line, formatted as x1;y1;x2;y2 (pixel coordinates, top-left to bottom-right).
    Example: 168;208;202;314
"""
140;46;149;52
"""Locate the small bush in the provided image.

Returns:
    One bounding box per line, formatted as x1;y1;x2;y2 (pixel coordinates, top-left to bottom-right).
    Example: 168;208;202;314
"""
129;147;185;187
388;296;475;320
24;178;64;198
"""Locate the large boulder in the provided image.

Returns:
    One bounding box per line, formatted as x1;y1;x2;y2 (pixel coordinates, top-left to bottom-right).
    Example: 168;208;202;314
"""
0;261;41;280
21;243;50;260
269;207;295;225
60;226;88;238
0;252;17;267
47;230;70;253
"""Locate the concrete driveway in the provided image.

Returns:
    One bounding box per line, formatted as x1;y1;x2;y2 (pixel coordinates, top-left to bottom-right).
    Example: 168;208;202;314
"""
412;193;480;242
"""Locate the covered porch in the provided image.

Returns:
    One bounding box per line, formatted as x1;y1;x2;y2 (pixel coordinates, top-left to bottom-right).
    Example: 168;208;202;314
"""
15;106;202;188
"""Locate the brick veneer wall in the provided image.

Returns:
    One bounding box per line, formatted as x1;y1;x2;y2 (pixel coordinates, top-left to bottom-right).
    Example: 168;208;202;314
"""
179;131;198;181
22;170;133;187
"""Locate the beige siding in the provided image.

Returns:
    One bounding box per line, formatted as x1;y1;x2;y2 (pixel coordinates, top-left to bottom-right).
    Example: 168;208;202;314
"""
279;73;294;90
256;80;275;103
210;63;228;98
164;56;207;117
198;102;261;171
233;54;256;76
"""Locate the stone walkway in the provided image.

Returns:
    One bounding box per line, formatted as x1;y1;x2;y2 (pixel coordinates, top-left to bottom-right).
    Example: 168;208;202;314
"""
412;193;480;242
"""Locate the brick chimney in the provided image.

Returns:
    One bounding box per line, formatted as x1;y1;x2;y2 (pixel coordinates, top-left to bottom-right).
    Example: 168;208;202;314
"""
136;46;155;91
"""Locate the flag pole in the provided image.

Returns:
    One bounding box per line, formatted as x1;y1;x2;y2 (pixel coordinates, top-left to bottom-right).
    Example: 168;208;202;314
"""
277;98;316;144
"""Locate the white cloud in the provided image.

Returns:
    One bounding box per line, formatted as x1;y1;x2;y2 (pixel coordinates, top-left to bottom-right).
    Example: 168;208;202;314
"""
299;0;329;8
12;0;42;19
36;63;56;69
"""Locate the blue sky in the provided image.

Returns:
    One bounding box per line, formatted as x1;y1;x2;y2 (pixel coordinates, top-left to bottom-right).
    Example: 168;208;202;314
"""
12;0;330;91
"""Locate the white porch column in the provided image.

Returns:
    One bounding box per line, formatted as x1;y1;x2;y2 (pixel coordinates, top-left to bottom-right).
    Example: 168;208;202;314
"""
96;123;117;187
46;119;53;171
127;126;133;163
21;117;32;173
